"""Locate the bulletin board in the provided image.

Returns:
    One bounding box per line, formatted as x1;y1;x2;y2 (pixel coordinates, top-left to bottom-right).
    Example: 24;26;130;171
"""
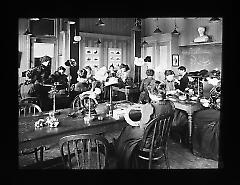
85;47;100;69
108;48;122;69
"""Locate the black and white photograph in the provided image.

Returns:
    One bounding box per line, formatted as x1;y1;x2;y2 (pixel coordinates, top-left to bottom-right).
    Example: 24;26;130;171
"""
172;54;179;67
18;17;223;170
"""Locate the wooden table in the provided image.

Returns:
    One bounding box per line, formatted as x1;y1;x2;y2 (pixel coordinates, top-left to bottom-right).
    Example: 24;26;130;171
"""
18;108;128;151
171;100;203;145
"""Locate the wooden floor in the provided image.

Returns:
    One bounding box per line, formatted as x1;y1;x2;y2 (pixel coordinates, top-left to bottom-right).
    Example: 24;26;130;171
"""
18;131;218;169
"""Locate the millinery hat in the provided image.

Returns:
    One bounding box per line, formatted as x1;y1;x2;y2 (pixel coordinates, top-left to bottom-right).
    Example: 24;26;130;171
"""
124;103;154;127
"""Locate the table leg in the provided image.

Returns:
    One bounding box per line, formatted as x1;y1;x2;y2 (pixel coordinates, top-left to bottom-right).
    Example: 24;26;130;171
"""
188;113;193;146
125;91;128;101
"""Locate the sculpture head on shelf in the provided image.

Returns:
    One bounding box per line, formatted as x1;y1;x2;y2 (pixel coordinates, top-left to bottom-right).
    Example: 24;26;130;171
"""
194;26;209;43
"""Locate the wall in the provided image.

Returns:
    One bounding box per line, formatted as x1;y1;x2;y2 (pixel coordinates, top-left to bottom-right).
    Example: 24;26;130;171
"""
179;44;222;72
142;18;222;46
78;33;134;76
78;18;135;36
18;18;70;85
142;17;222;75
18;18;30;84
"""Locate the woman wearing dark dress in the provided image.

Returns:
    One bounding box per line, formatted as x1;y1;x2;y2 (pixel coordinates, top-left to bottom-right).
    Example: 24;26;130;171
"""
113;81;175;168
138;69;156;104
192;69;221;161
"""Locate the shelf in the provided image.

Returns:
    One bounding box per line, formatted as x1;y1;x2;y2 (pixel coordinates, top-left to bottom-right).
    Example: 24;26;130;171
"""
179;41;222;47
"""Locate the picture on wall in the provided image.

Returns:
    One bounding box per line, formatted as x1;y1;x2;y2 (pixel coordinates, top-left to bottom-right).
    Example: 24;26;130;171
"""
172;54;179;67
108;48;122;68
85;47;100;68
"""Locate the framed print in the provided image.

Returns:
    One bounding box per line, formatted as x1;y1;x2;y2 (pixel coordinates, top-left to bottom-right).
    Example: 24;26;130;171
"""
108;48;122;68
172;54;179;67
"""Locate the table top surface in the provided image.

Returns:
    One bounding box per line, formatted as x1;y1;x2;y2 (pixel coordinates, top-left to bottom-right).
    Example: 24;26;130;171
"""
166;96;203;113
18;108;125;145
112;86;139;93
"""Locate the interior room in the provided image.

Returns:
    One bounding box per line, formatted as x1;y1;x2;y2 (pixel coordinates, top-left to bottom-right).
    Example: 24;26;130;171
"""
18;17;222;169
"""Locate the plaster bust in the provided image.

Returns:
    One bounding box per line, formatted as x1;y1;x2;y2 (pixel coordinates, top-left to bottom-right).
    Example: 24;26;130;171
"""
194;26;209;43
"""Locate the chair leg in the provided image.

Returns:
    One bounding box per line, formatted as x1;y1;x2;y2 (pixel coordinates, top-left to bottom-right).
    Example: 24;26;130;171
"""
34;147;44;163
164;150;170;169
39;147;44;162
34;148;39;163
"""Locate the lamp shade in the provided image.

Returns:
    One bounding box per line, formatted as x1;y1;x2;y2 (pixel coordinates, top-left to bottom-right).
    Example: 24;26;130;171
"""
96;18;105;26
24;29;32;36
172;28;180;35
68;20;76;24
142;40;148;45
132;25;141;31
96;39;101;44
153;27;162;34
209;17;221;23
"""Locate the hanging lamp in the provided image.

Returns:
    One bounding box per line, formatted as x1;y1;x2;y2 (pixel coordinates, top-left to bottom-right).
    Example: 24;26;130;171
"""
24;19;33;36
68;19;76;24
73;27;81;42
209;17;221;23
132;18;141;31
153;18;162;34
96;38;101;45
96;18;105;26
142;40;148;45
171;18;180;35
24;29;32;36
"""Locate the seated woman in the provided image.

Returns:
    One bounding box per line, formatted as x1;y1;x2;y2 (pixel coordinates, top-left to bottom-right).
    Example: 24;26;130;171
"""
107;64;117;78
72;66;102;100
113;80;174;169
192;69;221;161
73;68;89;93
138;69;156;104
163;70;177;95
26;62;52;111
116;64;133;88
49;66;68;90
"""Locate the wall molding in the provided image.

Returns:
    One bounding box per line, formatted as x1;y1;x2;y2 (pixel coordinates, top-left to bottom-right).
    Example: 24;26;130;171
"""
79;32;131;41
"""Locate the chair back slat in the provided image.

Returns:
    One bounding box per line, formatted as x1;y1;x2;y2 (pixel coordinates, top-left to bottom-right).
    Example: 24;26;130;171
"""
96;140;100;168
59;134;110;169
19;103;42;117
72;95;81;109
67;142;72;169
19;97;42;108
74;140;81;169
138;103;175;169
87;140;91;169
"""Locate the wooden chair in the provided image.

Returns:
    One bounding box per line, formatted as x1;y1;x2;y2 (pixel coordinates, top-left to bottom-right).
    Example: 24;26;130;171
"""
71;94;81;110
18;103;44;162
19;103;42;117
59;134;112;169
19;97;42;108
137;111;175;169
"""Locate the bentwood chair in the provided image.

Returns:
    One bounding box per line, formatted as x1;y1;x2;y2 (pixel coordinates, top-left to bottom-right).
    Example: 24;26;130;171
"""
19;103;42;117
59;134;112;169
18;103;44;163
137;111;175;169
71;94;81;110
19;97;42;108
